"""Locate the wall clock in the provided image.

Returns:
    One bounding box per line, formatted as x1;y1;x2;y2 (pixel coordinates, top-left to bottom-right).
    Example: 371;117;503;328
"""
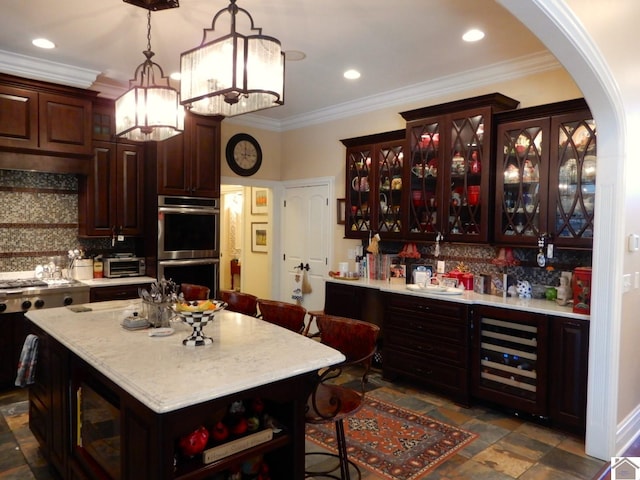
225;133;262;176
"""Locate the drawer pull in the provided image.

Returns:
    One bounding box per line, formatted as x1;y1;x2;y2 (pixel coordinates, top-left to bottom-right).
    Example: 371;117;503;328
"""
416;305;431;311
417;345;434;352
417;368;433;375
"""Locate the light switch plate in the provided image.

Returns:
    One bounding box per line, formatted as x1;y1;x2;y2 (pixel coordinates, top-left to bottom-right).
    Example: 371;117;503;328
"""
623;273;632;292
437;260;445;273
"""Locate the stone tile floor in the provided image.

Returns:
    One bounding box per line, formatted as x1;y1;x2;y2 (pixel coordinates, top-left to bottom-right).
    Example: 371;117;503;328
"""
0;370;608;479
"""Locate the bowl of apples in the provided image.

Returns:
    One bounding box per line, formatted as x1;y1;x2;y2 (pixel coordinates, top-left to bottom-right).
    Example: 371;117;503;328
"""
174;300;227;346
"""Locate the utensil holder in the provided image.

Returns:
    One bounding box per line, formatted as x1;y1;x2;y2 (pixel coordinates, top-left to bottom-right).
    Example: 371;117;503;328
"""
143;301;174;328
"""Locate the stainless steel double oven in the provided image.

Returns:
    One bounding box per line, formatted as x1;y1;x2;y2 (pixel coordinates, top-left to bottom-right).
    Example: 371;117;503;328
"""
156;195;219;296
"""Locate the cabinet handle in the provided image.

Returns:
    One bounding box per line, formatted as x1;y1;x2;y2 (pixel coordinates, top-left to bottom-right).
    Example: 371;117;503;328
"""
416;305;431;312
416;345;434;352
416;368;433;375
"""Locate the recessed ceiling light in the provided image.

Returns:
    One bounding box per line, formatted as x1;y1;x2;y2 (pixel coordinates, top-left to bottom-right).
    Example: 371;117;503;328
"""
344;69;361;80
462;29;485;42
284;50;306;62
32;38;55;49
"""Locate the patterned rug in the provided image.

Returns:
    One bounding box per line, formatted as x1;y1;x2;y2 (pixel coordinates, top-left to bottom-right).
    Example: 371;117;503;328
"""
305;396;477;480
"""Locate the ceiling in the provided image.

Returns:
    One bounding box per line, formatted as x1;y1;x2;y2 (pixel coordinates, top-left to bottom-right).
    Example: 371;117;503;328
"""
0;0;552;128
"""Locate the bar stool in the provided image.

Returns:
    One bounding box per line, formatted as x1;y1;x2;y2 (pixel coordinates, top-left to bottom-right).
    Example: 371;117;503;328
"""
180;283;210;301
256;298;307;334
219;289;258;317
305;314;380;479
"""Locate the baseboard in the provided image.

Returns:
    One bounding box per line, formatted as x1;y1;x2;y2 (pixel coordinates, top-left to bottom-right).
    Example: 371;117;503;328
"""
616;402;640;455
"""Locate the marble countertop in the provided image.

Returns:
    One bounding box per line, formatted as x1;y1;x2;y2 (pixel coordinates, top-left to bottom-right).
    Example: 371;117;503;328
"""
26;300;345;414
80;276;156;287
326;277;589;320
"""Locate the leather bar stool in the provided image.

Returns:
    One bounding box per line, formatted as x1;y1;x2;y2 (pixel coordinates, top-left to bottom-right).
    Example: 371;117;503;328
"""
219;289;258;317
305;314;380;479
256;298;307;334
180;283;210;301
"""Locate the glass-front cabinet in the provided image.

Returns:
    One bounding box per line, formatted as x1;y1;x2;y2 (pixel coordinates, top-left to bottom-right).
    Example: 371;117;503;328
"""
494;99;596;247
401;94;519;242
342;130;406;239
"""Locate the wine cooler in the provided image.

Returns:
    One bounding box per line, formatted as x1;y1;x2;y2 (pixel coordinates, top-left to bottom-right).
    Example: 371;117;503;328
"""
472;306;548;417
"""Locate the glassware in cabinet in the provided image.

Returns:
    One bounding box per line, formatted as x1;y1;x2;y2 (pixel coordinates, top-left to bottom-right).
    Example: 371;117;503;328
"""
376;141;404;234
345;145;372;235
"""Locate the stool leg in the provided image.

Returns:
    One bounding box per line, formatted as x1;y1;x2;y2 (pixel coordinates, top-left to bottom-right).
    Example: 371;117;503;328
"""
335;419;350;480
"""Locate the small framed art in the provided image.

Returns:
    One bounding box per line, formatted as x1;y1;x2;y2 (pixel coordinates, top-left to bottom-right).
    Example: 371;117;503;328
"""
251;187;268;215
337;198;346;225
251;222;268;253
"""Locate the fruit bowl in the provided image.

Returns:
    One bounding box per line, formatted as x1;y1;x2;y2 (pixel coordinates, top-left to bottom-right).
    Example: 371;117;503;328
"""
173;300;227;346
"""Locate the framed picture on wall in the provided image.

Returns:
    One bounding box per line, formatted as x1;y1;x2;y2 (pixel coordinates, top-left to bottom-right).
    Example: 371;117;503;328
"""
251;222;268;253
251;187;268;215
337;198;346;225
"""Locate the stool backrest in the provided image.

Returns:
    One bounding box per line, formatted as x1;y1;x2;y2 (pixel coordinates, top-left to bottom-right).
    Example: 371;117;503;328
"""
316;314;380;365
181;283;210;301
257;298;307;333
219;290;258;317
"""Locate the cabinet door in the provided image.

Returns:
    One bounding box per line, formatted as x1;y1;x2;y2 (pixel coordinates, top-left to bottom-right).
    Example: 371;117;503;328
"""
494;118;550;244
549;112;596;247
79;141;117;236
323;282;364;319
376;139;404;236
548;316;589;433
345;144;373;237
0;84;38;149
187;114;220;198
39;92;93;155
116;143;144;236
443;107;492;241
156;133;188;196
406;116;442;238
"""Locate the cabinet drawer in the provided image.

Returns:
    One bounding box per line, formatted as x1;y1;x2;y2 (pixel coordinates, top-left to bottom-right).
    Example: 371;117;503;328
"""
385;293;467;319
384;349;468;394
385;314;468;344
385;328;466;366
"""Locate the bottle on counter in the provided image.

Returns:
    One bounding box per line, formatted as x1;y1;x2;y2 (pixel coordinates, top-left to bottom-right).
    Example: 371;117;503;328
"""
93;257;103;278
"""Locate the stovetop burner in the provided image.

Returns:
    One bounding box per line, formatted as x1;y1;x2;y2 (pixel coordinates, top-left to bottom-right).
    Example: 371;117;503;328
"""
0;279;48;289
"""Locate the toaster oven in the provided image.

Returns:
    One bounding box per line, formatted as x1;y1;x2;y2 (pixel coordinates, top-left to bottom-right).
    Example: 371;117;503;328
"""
103;257;146;278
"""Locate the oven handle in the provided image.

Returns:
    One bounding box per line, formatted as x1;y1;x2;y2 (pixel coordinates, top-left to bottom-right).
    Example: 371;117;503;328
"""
158;258;220;267
158;206;219;215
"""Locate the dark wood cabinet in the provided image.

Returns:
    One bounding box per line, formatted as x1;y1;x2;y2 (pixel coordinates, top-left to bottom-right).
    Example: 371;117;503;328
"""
494;99;595;247
0;313;27;389
341;130;406;238
154;112;221;198
549;316;589;434
78;140;145;237
382;293;470;405
0;73;94;156
89;283;152;303
323;281;366;319
400;94;519;242
28;323;69;476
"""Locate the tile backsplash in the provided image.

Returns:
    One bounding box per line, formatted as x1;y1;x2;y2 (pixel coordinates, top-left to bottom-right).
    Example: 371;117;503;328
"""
0;170;134;273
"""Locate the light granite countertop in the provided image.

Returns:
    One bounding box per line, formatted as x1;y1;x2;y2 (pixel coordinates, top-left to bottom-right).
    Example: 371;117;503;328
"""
326;277;589;320
25;300;345;414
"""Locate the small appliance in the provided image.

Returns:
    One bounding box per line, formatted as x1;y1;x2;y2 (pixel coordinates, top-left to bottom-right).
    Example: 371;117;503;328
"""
103;256;146;278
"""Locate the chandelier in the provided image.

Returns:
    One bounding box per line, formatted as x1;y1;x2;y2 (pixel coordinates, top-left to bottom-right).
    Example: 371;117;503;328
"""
180;0;285;117
115;2;184;141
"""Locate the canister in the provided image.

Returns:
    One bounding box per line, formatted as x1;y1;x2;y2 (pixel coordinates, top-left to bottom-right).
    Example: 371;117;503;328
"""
572;267;592;314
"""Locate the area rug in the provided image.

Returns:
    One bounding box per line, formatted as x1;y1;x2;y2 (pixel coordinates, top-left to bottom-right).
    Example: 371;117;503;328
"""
305;396;477;480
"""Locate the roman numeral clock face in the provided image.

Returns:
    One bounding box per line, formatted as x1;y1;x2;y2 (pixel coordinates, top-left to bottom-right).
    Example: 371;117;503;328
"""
225;133;262;176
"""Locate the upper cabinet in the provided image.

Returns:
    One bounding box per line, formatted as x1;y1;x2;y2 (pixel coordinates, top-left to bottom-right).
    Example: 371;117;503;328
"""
342;130;406;238
494;99;596;248
0;73;94;156
153;113;221;198
400;94;519;242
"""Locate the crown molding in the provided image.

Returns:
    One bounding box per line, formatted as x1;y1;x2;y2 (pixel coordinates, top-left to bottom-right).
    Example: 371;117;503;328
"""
0;49;99;89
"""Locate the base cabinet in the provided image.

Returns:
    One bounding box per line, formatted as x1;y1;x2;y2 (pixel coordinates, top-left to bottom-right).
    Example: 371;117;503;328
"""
0;313;27;389
549;316;589;434
382;293;470;405
89;283;152;303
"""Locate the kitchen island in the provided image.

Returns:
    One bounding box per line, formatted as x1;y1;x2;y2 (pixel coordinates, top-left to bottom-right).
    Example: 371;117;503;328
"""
25;300;344;479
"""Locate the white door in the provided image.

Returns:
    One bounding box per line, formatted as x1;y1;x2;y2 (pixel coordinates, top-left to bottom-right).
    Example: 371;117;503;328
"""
280;184;330;312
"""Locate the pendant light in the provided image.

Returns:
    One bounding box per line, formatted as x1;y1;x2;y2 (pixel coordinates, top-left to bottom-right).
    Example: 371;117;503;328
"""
180;0;285;117
115;4;184;141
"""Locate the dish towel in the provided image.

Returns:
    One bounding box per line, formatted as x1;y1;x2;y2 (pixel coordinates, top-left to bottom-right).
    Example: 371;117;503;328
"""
15;334;39;387
301;270;312;295
291;273;303;302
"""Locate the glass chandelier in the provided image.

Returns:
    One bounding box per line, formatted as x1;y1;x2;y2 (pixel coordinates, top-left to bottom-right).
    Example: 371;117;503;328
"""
180;0;285;117
115;7;184;141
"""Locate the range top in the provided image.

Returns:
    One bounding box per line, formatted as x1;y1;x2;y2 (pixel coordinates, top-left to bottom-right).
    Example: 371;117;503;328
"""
0;277;90;313
0;279;48;289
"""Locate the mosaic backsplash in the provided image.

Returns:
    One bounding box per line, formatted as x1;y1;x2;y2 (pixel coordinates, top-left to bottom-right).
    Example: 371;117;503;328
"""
0;170;135;273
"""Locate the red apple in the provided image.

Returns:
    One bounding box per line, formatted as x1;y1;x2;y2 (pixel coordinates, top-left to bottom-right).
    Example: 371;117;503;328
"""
251;397;265;415
178;426;209;457
231;417;248;436
211;421;229;442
